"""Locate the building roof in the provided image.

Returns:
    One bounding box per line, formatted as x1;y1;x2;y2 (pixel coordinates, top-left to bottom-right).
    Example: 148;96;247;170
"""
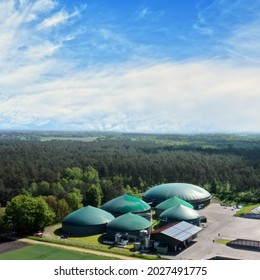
62;205;115;226
143;183;211;203
101;194;151;215
156;196;194;212
160;204;200;221
106;212;151;231
152;221;202;242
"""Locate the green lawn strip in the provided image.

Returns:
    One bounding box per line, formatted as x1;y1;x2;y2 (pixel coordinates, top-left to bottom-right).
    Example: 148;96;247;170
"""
215;239;231;245
28;236;159;260
234;204;260;217
0;244;117;260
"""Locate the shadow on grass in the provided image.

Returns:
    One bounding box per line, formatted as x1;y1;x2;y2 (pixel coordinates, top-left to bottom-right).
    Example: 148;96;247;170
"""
54;227;63;237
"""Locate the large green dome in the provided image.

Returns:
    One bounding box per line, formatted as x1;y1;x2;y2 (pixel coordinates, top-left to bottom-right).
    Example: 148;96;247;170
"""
62;206;114;236
101;194;151;216
142;183;211;208
63;205;114;226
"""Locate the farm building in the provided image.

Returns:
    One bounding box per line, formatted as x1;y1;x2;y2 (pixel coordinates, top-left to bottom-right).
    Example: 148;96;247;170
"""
142;183;211;209
151;221;202;252
105;212;152;241
62;205;115;236
155;196;193;217
101;194;151;217
159;204;201;226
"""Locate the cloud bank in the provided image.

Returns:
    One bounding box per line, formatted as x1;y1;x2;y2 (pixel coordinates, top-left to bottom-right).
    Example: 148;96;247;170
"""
0;0;259;133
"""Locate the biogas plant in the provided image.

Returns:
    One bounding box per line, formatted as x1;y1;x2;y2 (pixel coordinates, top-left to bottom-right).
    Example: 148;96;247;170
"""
61;183;211;254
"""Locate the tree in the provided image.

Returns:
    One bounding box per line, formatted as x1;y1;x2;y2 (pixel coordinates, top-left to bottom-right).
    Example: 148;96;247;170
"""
0;207;7;234
49;182;66;198
56;199;71;221
83;166;100;188
66;188;83;211
124;185;135;196
5;195;55;233
27;181;50;196
64;167;83;180
42;195;70;222
0;180;11;206
85;184;102;207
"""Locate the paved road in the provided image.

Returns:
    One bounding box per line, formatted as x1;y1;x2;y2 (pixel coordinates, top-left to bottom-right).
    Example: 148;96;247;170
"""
172;203;260;260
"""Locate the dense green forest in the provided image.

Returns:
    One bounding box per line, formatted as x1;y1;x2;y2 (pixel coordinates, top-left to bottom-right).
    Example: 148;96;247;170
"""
0;132;260;208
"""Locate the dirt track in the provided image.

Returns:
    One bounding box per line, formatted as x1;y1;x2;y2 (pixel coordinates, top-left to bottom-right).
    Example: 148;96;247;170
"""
0;240;30;254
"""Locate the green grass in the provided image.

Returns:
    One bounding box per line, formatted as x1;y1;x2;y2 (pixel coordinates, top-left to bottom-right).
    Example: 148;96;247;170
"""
0;244;118;260
234;204;260;217
29;236;159;260
70;233;103;244
41;224;160;260
215;239;231;244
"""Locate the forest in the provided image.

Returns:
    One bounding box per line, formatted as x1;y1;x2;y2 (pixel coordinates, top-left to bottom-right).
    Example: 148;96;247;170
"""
0;132;260;209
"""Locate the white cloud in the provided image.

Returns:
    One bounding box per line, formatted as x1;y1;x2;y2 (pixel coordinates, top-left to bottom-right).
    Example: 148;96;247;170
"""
193;23;213;36
37;10;70;29
37;3;86;30
194;0;260;63
225;20;260;63
1;60;259;132
32;0;58;14
0;0;259;133
138;7;151;18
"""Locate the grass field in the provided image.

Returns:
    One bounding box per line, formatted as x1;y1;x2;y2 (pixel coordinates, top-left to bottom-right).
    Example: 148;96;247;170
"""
234;204;260;217
0;244;118;260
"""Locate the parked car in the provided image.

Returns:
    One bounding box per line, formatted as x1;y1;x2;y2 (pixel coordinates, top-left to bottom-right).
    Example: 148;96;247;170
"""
34;231;43;237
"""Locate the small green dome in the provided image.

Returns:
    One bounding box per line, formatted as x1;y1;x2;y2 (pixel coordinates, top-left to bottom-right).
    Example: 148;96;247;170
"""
63;205;115;226
101;194;151;216
107;213;151;231
160;204;200;221
156;196;193;212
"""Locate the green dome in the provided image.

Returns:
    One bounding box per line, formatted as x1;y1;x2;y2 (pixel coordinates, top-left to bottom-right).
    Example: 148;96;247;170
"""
156;196;193;214
160;204;200;224
142;183;211;207
63;205;115;226
101;194;151;216
107;213;151;231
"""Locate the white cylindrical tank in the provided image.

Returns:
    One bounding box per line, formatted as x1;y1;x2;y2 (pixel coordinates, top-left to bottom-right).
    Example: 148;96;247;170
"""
144;237;150;249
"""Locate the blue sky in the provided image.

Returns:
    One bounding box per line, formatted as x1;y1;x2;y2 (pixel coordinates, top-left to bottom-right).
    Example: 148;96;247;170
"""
0;0;260;133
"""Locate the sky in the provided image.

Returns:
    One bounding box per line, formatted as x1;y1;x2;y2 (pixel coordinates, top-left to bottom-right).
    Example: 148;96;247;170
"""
0;0;260;133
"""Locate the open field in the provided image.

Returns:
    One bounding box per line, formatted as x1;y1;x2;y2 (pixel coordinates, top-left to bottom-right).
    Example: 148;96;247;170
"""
0;243;117;260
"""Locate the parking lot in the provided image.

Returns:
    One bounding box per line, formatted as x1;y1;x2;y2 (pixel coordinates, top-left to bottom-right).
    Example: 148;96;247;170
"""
174;203;260;260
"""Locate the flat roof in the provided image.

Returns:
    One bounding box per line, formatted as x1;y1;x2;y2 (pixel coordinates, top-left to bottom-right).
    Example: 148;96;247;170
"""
152;221;202;242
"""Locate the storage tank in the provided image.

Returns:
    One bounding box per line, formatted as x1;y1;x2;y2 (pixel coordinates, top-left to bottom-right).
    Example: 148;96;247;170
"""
62;205;115;236
106;213;152;241
159;204;201;226
143;183;211;209
101;194;151;216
